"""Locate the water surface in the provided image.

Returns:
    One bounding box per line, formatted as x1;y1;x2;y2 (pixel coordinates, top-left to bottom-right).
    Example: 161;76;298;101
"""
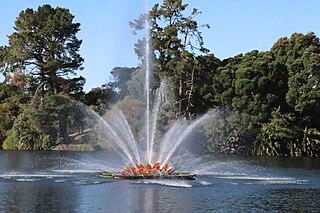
0;151;319;212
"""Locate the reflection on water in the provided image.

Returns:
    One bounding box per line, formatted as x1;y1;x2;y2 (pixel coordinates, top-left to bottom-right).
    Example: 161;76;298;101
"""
0;181;78;212
233;188;320;212
0;151;320;212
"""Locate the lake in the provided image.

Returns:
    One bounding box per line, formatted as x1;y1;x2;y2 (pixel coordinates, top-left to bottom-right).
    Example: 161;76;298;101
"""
0;150;319;212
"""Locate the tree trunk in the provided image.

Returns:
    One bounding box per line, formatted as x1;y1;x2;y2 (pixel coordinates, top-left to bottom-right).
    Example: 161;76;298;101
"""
58;112;69;143
186;65;196;118
48;69;58;94
177;76;183;117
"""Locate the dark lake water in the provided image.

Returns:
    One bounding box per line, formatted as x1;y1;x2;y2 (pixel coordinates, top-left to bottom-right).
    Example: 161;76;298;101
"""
0;150;319;212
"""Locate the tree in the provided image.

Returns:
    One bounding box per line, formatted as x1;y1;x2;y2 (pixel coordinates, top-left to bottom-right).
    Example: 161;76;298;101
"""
0;82;29;146
283;33;320;128
1;4;84;95
3;93;89;149
115;97;145;138
84;84;116;115
126;68;146;101
254;108;299;156
0;46;5;76
254;32;320;157
190;54;221;114
204;49;291;154
110;67;138;99
130;0;210;118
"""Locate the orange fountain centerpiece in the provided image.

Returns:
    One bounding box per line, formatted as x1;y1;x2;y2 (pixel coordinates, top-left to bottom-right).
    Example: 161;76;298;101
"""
121;162;174;176
99;162;196;180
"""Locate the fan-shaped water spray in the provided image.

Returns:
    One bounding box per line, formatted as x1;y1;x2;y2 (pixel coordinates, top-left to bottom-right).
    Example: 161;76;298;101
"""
90;3;212;179
92;78;211;179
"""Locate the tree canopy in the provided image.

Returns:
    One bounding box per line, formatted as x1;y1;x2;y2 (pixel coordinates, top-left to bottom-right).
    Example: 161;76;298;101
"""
0;4;89;149
205;33;320;156
130;0;210;118
1;4;84;95
0;1;319;156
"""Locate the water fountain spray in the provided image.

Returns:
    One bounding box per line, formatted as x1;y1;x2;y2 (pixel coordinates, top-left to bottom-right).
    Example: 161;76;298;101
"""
96;1;211;180
144;14;152;164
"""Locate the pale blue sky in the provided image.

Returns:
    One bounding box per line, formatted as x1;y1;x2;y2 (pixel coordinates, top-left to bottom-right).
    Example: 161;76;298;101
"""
1;0;320;91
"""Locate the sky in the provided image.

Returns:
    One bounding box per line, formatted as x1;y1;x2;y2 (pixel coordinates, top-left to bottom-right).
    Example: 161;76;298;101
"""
0;0;320;91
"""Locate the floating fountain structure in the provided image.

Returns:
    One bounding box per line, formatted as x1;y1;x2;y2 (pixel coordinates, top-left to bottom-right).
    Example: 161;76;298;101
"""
95;8;210;180
96;81;209;180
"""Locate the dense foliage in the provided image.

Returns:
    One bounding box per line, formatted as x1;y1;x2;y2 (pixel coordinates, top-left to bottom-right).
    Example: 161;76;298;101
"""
130;0;211;118
2;93;90;150
0;1;319;156
205;33;320;156
0;5;100;149
128;0;320;156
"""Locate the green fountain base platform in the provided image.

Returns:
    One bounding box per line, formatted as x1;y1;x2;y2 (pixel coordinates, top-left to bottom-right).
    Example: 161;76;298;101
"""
98;172;196;180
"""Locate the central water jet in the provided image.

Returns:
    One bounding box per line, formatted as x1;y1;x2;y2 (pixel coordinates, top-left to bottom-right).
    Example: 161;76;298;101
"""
96;2;211;180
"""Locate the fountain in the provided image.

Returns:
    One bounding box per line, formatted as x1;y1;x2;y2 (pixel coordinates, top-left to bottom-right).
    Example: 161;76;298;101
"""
95;80;209;180
93;5;210;180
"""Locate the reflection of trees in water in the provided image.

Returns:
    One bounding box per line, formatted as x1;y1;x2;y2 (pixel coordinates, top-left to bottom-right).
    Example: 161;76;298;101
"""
234;188;320;212
0;182;79;212
131;184;195;213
